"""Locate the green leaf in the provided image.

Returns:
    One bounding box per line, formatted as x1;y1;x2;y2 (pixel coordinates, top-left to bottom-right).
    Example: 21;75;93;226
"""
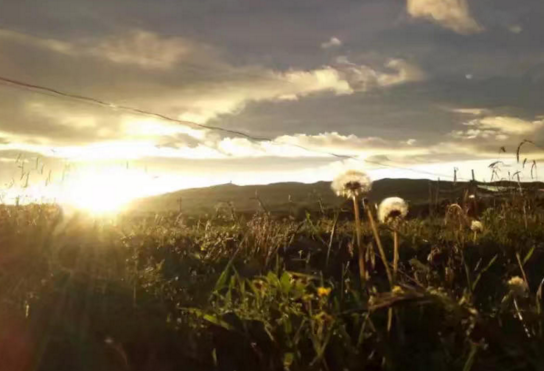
267;271;280;288
183;308;234;331
203;314;234;331
280;271;292;294
214;266;230;293
472;254;498;291
523;246;536;266
305;213;328;246
283;317;293;335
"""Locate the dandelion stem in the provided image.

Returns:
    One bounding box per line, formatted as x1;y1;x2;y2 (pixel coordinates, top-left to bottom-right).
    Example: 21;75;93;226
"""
352;196;366;283
366;204;393;288
393;230;399;283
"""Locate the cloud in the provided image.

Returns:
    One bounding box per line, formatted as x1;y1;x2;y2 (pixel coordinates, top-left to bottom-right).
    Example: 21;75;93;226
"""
407;0;483;34
0;29;425;132
88;31;194;69
448;107;490;116
508;25;523;34
451;116;544;140
376;59;425;87
1;123;538;199
169;57;424;123
0;126;463;165
2;26;536;179
0;29;195;70
321;37;342;49
336;58;424;92
0;29;73;54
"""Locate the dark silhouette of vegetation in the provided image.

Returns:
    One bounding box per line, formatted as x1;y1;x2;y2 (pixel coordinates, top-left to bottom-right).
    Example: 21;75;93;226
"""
1;183;544;370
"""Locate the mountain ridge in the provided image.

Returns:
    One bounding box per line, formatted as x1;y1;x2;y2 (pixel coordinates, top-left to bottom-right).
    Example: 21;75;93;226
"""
127;178;544;214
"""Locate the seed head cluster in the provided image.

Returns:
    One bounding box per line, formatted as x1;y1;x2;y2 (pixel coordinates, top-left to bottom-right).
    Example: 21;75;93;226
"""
378;197;408;224
331;170;372;199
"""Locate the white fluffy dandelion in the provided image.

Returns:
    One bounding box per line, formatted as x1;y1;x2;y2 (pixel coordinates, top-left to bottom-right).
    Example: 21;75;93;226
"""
507;276;531;336
378;197;408;224
470;220;483;233
507;276;528;297
331;170;373;283
331;170;372;199
377;197;408;284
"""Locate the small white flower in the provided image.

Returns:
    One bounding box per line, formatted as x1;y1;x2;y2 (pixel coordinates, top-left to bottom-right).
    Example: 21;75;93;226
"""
378;197;408;224
470;220;483;233
507;276;528;297
331;170;372;199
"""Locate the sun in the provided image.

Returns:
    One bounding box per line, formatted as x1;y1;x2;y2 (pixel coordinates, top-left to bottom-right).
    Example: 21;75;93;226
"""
2;164;208;213
59;168;150;215
64;182;130;214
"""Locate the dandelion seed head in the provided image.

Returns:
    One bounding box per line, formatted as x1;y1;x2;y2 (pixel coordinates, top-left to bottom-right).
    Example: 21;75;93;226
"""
470;220;483;233
507;276;528;297
378;197;408;224
331;170;372;199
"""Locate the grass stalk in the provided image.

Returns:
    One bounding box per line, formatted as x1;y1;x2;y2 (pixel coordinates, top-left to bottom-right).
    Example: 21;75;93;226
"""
516;252;529;287
366;202;393;288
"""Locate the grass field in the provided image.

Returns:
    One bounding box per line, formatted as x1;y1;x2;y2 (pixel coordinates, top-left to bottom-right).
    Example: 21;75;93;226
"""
1;180;544;371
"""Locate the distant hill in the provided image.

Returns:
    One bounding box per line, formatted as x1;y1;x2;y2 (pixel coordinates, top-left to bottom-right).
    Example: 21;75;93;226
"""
127;178;544;215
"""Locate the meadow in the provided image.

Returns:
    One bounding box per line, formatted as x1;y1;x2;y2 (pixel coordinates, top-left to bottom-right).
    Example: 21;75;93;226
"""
1;174;544;371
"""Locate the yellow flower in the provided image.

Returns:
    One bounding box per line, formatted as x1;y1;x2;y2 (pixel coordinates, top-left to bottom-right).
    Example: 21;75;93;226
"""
317;287;332;297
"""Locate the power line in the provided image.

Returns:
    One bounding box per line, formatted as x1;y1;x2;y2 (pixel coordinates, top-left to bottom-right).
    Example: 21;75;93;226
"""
0;75;472;180
0;75;271;141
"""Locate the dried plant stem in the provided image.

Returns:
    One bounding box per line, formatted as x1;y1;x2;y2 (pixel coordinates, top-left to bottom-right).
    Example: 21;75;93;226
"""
352;196;366;283
366;205;393;288
387;307;393;333
513;298;532;338
523;201;528;230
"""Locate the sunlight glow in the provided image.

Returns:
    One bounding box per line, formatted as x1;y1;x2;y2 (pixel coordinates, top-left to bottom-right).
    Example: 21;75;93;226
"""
58;168;150;214
55;166;213;214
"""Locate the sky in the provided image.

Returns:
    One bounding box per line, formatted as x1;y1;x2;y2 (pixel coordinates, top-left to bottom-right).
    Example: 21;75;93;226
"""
1;0;544;206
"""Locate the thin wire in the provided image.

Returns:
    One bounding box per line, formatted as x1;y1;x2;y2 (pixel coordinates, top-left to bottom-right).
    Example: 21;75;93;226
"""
0;76;271;141
0;75;472;180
